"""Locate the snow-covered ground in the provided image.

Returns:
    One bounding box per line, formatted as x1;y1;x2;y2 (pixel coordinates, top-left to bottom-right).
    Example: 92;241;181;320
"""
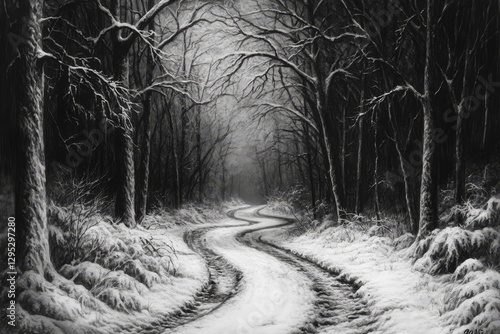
171;206;315;334
9;202;498;334
6;202;244;334
259;208;500;334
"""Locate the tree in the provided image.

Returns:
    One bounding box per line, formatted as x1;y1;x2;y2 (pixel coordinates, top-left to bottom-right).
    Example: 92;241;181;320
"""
10;0;51;274
418;0;438;237
92;0;212;224
436;0;492;208
343;0;439;236
218;0;363;221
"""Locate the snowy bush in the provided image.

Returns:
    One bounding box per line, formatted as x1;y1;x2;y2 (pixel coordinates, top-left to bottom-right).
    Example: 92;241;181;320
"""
453;259;486;281
368;224;393;238
465;196;500;229
443;269;500;333
19;290;84;321
413;227;500;275
60;262;109;290
393;233;416;250
47;175;113;268
94;286;144;312
266;185;321;218
266;198;295;216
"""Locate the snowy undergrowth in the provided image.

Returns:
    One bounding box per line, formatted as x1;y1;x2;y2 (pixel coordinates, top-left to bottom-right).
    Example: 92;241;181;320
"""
263;203;500;334
265;199;296;216
412;225;500;333
144;199;243;228
0;202;234;333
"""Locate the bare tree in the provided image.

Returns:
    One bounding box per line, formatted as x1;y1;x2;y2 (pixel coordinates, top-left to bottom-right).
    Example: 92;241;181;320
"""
217;0;364;221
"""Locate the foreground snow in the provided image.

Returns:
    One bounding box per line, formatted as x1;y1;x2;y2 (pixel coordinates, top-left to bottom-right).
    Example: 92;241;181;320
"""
3;203;248;334
260;209;500;334
172;206;315;334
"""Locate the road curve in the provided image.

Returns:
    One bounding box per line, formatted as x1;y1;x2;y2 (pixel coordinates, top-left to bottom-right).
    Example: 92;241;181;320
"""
169;206;315;334
164;206;374;334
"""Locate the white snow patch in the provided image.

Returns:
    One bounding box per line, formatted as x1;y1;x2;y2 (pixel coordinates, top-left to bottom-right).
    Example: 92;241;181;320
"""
264;226;453;334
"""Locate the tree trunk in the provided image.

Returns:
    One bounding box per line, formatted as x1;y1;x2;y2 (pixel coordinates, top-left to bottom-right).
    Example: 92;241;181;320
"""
196;107;202;202
389;104;419;234
455;105;466;204
318;109;345;221
341;103;347;202
373;110;381;221
418;0;438;237
135;0;155;223
355;88;365;214
113;50;136;227
136;94;152;223
14;0;52;274
304;126;317;217
221;163;226;201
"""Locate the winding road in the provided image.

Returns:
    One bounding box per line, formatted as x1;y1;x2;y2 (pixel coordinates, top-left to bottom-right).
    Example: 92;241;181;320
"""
144;206;374;334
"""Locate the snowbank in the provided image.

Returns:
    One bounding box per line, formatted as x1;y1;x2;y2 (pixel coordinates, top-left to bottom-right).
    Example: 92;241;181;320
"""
263;223;500;334
0;203;236;333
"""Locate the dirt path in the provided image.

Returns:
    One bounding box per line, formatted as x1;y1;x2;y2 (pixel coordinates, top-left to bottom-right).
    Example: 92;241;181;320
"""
147;206;373;334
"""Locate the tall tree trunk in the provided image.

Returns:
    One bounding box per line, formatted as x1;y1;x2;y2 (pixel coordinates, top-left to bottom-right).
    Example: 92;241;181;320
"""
418;0;438;237
167;109;182;208
276;128;283;189
389;104;419;233
341;103;347;202
355;88;365;214
113;49;136;227
196;107;202;202
221;163;226;201
111;0;135;227
135;0;155;223
373;110;381;221
455;105;465;205
14;0;51;274
136;93;152;223
454;10;476;206
318;108;345;221
304;125;317;217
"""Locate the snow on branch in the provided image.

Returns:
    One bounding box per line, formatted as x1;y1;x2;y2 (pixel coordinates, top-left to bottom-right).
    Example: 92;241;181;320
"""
65;64;136;130
367;85;423;111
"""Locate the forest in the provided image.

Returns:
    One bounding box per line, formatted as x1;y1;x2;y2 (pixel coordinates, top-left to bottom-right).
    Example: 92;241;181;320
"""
1;0;500;333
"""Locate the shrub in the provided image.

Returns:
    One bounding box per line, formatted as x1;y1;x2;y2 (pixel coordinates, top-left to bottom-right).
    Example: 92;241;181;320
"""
414;227;500;275
47;174;112;268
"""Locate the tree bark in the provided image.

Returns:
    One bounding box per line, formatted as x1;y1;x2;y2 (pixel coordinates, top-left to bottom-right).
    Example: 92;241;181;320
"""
135;1;155;223
389;104;419;234
136;94;152;223
355;88;365;215
113;47;136;227
455;105;465;205
304;125;317;217
341;103;347;202
418;0;438;237
373;110;381;221
196;107;202;202
14;0;52;274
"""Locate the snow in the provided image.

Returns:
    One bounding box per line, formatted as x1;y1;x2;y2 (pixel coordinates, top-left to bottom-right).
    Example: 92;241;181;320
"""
171;206;315;334
258;212;448;334
8;201;499;333
260;206;500;334
8;204;228;333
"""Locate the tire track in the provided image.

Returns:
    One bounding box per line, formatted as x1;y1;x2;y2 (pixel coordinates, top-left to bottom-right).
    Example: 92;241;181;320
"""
141;207;375;334
139;208;253;334
234;209;376;334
